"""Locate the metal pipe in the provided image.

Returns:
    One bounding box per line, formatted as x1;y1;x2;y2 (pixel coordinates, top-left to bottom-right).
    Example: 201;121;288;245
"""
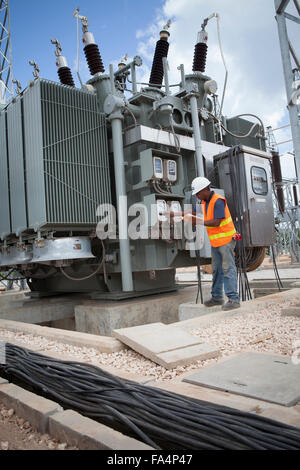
189;94;205;176
162;57;170;95
177;64;186;90
110;117;134;292
109;64;116;95
130;63;137;93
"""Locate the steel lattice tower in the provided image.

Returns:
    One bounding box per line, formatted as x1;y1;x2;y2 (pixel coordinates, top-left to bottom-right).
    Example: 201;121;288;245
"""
0;0;13;104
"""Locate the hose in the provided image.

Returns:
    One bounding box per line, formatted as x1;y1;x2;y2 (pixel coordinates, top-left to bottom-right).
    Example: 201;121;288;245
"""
208;111;265;140
59;240;106;282
1;343;300;450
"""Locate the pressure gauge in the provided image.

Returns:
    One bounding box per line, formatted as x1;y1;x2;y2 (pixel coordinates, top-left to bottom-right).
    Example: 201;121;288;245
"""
157;199;168;222
153;156;164;179
204;79;218;95
169;201;182;222
166;160;177;182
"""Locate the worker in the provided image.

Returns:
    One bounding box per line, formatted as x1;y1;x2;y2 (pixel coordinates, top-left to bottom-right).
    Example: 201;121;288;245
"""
168;177;240;311
191;176;240;310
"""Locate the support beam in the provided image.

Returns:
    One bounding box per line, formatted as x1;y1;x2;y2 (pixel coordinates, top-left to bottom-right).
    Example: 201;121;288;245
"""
276;0;290;14
275;2;300;195
289;41;300;70
293;0;300;16
284;11;300;24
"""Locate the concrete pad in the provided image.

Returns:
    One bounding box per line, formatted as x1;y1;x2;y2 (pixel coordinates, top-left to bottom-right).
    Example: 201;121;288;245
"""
0;296;79;324
179;302;225;321
253;287;289;298
0;377;8;385
0;319;125;353
75;286;209;337
281;307;300;317
0;383;63;433
183;352;300;406
156;343;220;369
112;322;219;369
174;288;300;332
48;409;153;450
0;291;27;309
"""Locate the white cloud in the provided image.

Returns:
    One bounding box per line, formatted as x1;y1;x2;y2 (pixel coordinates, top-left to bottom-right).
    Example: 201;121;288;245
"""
135;0;297;154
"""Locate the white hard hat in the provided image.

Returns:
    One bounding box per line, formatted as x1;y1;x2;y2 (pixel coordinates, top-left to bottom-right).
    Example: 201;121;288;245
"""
191;177;211;195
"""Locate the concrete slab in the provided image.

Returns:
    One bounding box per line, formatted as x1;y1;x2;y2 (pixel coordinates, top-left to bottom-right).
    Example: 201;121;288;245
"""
183;352;300;406
179;302;226;321
281;307;300;317
174;288;300;332
253;287;289;298
48;409;153;450
112;322;220;369
0;296;81;324
0;319;125;353
0;383;63;433
156;343;220;369
0;291;27;309
75;286;210;336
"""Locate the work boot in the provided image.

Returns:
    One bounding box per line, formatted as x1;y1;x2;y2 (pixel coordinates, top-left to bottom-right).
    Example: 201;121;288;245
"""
222;300;241;311
204;298;224;307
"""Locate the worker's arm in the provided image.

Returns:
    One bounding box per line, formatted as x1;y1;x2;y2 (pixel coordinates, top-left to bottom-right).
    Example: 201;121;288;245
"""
204;218;222;227
164;212;223;227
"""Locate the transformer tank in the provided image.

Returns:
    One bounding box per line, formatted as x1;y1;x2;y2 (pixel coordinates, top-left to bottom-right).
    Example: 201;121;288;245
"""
0;15;275;298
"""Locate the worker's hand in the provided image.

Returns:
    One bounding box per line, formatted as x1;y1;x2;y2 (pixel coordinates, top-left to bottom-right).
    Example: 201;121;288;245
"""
183;213;204;224
162;211;181;218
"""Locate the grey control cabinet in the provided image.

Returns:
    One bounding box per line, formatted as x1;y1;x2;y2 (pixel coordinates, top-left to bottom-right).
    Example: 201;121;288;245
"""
214;146;275;247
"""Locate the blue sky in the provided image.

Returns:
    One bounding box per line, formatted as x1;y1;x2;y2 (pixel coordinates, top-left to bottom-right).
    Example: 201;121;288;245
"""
9;0;164;85
7;0;300;176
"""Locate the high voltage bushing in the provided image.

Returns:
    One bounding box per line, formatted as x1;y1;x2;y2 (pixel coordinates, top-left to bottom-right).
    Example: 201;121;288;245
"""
149;29;170;88
58;67;75;87
83;31;105;76
51;39;75;87
193;30;208;73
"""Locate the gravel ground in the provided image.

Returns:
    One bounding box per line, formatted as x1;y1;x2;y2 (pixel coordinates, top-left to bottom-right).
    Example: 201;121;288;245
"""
0;296;299;382
0;403;78;451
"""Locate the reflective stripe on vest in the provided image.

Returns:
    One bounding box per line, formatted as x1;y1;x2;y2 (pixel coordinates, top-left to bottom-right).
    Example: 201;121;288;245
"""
209;229;236;241
202;193;236;247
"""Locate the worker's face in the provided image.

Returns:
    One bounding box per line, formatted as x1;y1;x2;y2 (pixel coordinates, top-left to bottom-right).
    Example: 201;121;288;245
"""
196;187;210;201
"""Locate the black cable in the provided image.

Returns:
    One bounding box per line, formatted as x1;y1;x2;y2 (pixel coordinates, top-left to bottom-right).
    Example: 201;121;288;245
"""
1;344;300;450
195;250;203;304
228;146;252;302
271;244;284;291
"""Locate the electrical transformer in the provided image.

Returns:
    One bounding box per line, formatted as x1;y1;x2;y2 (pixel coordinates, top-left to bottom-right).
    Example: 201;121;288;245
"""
0;12;274;298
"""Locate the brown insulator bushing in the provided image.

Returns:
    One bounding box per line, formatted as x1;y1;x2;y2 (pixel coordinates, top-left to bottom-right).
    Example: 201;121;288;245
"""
193;42;208;73
84;43;105;76
58;67;75;87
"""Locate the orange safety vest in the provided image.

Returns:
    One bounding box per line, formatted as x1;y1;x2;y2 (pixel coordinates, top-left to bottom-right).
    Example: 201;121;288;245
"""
202;193;236;248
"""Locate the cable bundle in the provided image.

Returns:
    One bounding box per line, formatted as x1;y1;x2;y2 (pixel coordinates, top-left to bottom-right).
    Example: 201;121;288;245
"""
270;245;284;290
228;146;252;301
1;343;300;450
